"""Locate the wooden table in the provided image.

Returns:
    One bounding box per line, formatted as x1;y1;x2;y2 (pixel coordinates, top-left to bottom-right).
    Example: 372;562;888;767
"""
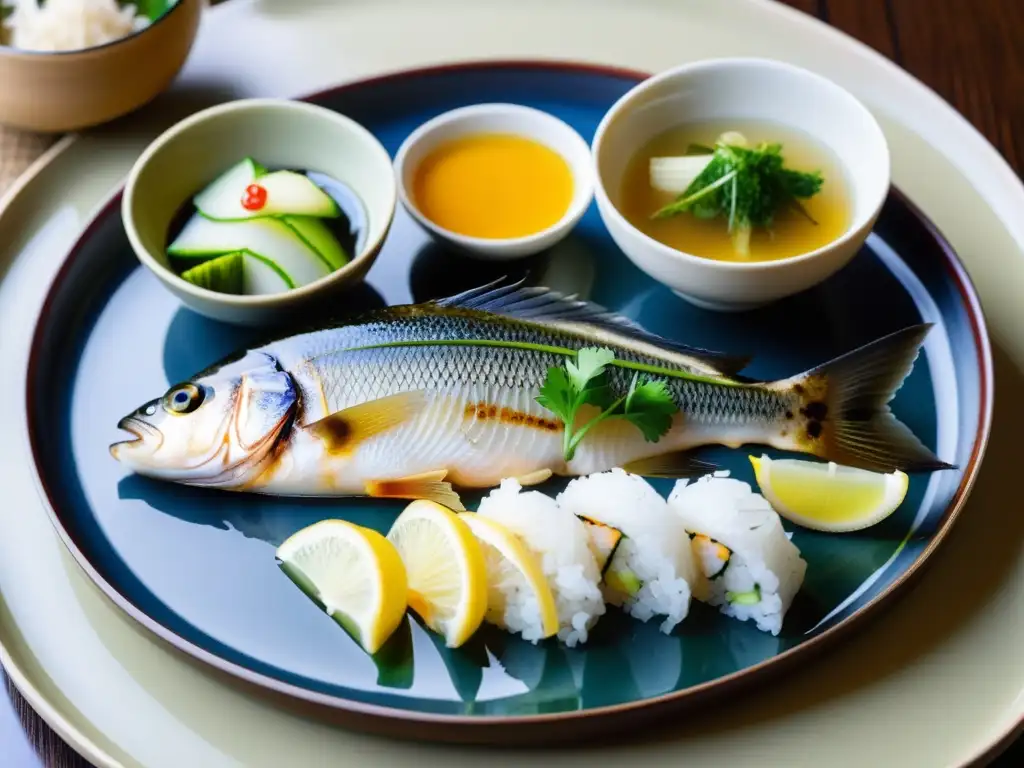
1;0;1021;764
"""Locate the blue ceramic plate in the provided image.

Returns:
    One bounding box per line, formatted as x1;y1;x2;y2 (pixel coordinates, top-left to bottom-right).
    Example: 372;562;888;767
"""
26;63;991;744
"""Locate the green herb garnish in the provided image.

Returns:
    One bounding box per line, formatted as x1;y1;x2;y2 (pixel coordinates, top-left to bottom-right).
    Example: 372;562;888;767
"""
652;134;824;258
537;347;677;461
133;0;179;21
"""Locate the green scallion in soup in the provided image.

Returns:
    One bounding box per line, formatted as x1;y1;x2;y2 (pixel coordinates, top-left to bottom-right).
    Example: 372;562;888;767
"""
618;121;851;263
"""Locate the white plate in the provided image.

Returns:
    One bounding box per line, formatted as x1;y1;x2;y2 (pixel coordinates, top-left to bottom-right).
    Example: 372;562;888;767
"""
1;1;1021;766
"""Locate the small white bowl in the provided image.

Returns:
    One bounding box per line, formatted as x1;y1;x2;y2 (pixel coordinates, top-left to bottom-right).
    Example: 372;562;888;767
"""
592;58;891;311
393;103;594;261
122;98;397;326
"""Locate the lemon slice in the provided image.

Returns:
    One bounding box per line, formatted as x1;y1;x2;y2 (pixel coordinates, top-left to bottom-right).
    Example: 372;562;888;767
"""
276;520;408;654
750;454;909;532
387;500;487;648
459;513;559;641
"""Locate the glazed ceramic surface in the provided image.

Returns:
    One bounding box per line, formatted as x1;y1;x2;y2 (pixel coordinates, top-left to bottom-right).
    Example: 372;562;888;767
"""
0;1;1020;766
24;64;987;741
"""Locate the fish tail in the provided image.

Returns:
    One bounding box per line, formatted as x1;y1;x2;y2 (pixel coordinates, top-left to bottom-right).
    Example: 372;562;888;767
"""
786;324;955;473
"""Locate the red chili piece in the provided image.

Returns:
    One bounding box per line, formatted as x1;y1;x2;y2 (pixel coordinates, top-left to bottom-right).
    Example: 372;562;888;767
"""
241;183;267;211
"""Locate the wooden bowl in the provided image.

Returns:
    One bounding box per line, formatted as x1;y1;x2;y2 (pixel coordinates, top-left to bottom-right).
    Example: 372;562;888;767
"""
0;0;202;133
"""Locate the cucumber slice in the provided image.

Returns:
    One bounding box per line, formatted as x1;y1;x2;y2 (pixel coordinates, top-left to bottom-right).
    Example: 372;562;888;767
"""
168;214;331;289
179;251;244;294
282;215;349;270
258;171;341;217
726;585;762;606
194;165;341;221
192;158;261;219
605;568;642;597
242;250;294;294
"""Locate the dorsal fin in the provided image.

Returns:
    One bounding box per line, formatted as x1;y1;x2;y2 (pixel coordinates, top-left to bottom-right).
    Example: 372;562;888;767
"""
431;278;752;376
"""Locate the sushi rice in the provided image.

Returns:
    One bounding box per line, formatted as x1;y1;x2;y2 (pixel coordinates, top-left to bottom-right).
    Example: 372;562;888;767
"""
472;530;550;643
476;478;606;647
557;469;699;634
458;512;559;645
667;472;807;636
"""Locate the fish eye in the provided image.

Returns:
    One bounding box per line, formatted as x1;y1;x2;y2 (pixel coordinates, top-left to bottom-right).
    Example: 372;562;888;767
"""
162;383;206;415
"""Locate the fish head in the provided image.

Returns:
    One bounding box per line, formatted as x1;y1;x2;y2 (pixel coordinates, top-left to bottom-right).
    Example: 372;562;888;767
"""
110;351;298;486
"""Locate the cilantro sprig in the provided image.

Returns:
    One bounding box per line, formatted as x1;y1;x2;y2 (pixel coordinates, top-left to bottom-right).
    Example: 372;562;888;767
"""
652;135;824;258
536;347;677;462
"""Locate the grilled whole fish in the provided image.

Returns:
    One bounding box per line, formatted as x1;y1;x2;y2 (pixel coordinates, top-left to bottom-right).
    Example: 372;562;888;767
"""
110;280;952;510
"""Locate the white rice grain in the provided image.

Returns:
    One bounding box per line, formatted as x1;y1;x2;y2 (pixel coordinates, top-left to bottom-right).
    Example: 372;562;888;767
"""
476;478;605;647
668;473;807;636
3;0;153;52
472;532;549;644
557;468;698;634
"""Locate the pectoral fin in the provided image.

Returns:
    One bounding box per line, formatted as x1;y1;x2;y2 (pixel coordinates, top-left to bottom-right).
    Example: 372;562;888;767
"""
622;451;717;479
365;470;466;512
304;391;427;456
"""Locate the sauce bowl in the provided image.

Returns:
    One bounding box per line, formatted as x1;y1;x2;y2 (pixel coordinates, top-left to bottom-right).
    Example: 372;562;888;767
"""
592;58;891;311
393;103;595;261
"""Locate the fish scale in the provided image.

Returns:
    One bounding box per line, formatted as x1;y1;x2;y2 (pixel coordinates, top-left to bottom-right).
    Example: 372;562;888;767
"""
267;309;794;432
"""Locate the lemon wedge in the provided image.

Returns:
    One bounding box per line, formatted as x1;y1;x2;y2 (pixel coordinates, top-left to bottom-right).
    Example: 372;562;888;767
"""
459;513;559;642
276;520;408;654
750;454;909;532
387;500;488;648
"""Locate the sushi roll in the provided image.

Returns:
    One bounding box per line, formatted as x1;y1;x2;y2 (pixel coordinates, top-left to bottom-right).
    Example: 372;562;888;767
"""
476;479;606;647
459;512;560;645
667;474;807;636
557;469;699;634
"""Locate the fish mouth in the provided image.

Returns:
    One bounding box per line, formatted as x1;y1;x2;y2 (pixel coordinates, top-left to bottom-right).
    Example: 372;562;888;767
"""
110;416;161;460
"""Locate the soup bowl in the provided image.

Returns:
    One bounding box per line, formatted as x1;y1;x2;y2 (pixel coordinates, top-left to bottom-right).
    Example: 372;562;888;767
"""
592;58;890;311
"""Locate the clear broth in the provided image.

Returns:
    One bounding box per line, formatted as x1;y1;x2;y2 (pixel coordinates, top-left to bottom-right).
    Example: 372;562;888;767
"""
618;120;852;263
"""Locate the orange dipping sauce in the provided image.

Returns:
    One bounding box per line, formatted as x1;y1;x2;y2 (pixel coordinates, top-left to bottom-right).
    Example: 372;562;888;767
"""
411;133;574;239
